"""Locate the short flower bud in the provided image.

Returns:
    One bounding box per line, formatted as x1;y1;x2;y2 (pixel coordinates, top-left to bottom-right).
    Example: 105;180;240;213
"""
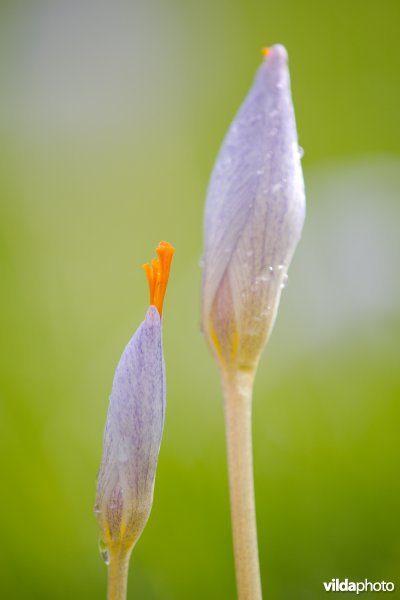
95;242;174;560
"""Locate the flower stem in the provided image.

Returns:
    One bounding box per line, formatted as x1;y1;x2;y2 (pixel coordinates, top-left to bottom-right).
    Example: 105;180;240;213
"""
222;369;262;600
107;546;132;600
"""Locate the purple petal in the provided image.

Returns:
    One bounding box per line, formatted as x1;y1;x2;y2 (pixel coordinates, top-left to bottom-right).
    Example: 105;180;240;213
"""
202;45;305;370
96;305;165;546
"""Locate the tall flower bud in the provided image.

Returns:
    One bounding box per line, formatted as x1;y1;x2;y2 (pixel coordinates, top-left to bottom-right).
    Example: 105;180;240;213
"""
201;46;305;598
202;45;305;375
95;241;174;599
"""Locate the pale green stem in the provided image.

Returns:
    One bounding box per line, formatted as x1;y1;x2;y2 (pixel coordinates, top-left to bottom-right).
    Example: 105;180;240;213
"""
222;369;262;600
107;546;132;600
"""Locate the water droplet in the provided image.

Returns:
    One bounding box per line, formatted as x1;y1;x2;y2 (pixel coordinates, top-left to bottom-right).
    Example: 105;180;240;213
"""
298;146;304;158
277;264;285;271
271;182;282;194
268;266;274;273
250;114;262;125
260;307;271;318
118;444;128;464
254;274;269;285
99;539;110;565
281;273;289;289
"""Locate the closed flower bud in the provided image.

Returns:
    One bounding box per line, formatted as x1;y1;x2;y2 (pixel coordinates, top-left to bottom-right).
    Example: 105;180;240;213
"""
95;242;174;571
202;44;305;374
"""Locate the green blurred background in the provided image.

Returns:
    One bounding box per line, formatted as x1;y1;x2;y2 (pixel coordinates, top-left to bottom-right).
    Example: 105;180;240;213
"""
1;0;399;598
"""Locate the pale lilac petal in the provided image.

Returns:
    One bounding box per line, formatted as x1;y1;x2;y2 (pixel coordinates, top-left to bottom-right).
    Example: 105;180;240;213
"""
202;44;305;370
96;305;165;546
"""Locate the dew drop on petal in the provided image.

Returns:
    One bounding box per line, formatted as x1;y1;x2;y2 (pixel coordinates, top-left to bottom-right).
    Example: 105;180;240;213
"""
271;182;283;194
99;539;110;565
281;273;289;289
254;273;270;285
298;146;304;158
117;444;128;464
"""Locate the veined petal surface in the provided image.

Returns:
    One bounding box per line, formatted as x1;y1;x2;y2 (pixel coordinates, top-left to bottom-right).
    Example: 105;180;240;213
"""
202;44;305;371
96;305;165;548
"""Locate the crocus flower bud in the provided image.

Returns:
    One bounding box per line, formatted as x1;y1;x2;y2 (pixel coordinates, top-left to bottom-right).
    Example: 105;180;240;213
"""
202;45;305;374
95;241;174;565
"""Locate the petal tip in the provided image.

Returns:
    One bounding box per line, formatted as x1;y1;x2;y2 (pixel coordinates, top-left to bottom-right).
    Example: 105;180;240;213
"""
146;304;161;324
262;43;288;66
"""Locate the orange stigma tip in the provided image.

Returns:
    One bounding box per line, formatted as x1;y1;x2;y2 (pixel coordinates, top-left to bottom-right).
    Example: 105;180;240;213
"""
142;241;174;316
262;47;270;57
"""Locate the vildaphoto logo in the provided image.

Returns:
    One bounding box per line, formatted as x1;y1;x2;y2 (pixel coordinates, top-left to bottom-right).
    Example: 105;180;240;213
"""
323;579;395;594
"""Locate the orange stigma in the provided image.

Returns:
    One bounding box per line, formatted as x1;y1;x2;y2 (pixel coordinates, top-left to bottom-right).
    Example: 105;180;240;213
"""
143;241;174;316
261;47;270;57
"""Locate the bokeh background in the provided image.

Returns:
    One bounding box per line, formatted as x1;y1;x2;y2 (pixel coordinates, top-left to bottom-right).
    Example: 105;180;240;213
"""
1;1;399;598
